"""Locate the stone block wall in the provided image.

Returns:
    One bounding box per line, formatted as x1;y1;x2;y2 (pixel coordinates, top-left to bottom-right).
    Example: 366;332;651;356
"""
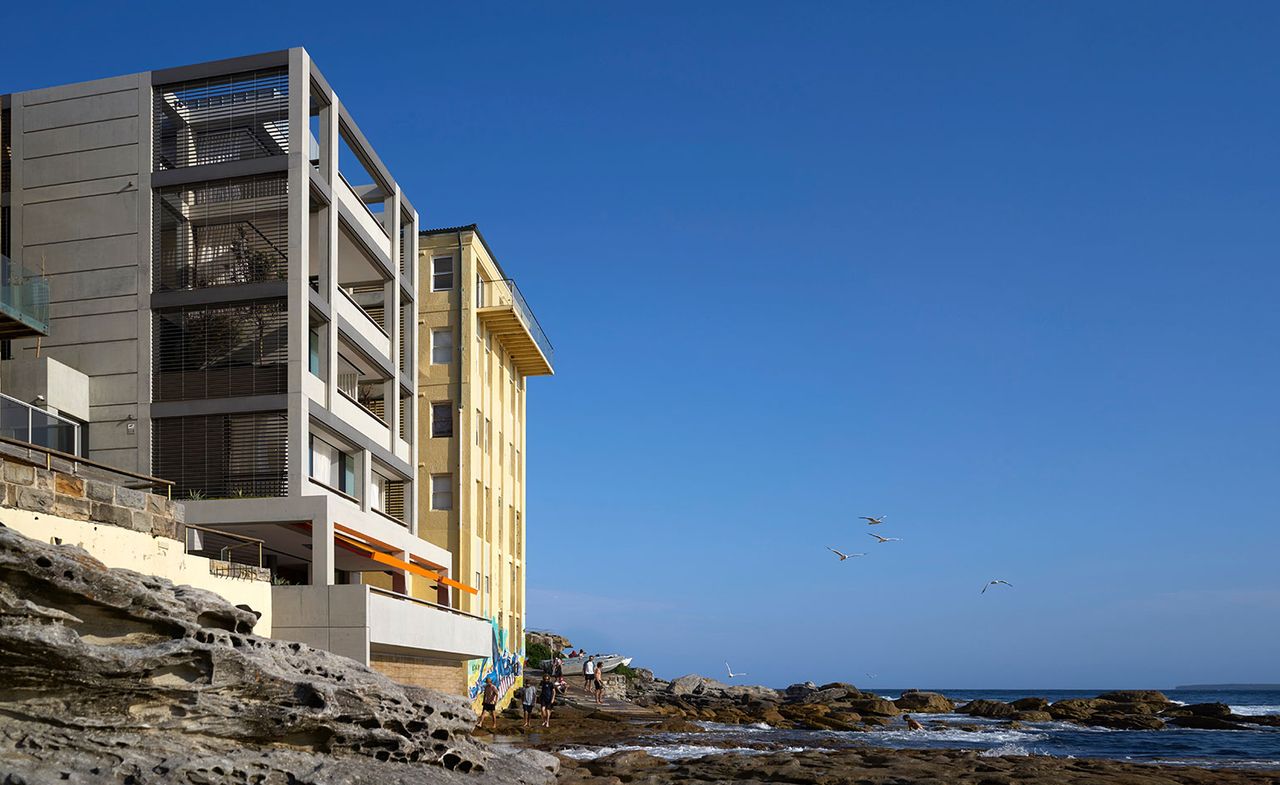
370;653;468;697
0;457;183;542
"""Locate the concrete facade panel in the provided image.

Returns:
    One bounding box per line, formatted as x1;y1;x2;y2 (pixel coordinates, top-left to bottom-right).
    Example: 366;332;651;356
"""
22;175;139;206
50;294;138;319
23;117;140;158
42;311;136;344
18;341;139;377
16;235;139;276
90;373;140;407
22;88;139;132
23;191;138;245
24;144;140;189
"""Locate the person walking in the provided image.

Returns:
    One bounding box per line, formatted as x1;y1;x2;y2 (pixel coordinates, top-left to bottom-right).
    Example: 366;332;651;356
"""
583;655;596;689
538;674;555;728
552;652;564;681
477;678;500;731
592;666;605;705
520;681;537;729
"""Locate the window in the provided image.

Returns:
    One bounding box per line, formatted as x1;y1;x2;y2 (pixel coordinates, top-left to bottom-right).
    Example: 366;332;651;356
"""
515;511;522;552
485;418;491;454
431;328;452;364
369;472;386;510
430;402;454;437
431;257;454;291
430;474;452;510
498;431;504;467
309;324;323;377
475;408;482;446
476;274;485;308
310;434;356;496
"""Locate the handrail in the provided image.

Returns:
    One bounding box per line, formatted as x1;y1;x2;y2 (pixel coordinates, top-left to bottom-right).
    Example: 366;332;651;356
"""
367;585;489;621
182;524;264;571
0;434;174;497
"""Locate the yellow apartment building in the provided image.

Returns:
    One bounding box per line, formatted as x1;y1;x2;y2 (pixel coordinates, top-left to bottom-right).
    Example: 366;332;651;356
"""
416;225;554;703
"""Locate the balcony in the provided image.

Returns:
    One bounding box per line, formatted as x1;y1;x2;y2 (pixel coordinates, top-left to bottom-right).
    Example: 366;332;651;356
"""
0;255;50;338
476;278;554;376
0;392;78;454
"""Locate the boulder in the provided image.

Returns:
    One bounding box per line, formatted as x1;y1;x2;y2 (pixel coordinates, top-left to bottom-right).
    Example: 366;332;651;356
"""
795;686;850;704
1048;698;1102;722
1090;713;1165;730
669;674;729;696
0;525;553;785
784;682;819;700
894;691;955;713
1012;710;1053;722
1096;690;1171;705
1011;697;1049;711
1177;702;1232;719
845;697;901;716
958;699;1016;719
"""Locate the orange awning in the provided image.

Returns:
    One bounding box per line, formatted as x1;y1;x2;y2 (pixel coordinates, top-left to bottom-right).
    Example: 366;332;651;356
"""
333;532;477;595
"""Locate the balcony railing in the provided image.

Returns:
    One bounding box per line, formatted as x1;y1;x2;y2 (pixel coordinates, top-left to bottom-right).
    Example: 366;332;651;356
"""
0;255;50;337
478;278;555;373
0;393;78;455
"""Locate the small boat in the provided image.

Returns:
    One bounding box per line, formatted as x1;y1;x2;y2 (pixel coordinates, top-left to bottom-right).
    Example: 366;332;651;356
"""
541;654;632;675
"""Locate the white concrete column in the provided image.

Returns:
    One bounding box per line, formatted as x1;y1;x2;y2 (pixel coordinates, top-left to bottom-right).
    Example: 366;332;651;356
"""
384;186;401;454
287;48;312;498
324;95;340;411
311;514;334;586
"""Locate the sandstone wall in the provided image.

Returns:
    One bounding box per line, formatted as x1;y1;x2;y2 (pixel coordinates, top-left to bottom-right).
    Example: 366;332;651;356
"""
371;652;468;697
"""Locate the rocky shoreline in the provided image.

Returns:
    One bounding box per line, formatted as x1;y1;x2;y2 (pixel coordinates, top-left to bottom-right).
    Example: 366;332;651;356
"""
623;671;1280;733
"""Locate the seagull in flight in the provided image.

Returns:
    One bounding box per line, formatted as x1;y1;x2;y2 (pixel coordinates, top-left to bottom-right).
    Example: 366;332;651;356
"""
981;579;1013;594
826;546;867;561
868;533;901;543
861;515;887;525
726;662;747;679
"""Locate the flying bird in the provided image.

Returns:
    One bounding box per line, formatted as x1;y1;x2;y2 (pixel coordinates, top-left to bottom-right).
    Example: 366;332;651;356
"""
726;662;747;679
861;515;887;525
981;580;1013;594
868;533;901;543
826;546;866;561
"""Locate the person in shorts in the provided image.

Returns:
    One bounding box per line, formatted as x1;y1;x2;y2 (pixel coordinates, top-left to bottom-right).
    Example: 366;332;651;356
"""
538;674;555;728
583;655;596;689
477;678;500;731
521;682;538;728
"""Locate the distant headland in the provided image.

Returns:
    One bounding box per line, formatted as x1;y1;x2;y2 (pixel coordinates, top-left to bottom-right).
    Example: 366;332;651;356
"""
1174;683;1280;691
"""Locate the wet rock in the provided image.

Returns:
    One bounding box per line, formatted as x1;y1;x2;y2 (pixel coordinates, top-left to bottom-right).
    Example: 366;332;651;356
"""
1011;697;1049;711
1089;712;1165;730
1047;698;1102;722
1167;715;1248;730
1012;710;1053;722
1095;690;1172;705
895;690;955;713
959;699;1017;718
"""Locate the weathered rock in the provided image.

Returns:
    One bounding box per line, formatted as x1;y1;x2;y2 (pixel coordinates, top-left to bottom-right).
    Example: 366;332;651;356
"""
1011;697;1049;711
1174;702;1233;718
1095;690;1171;705
894;690;955;713
0;525;553;785
844;697;901;716
1012;710;1053;722
668;673;729;696
1089;712;1165;730
958;699;1016;718
783;681;818;700
1047;698;1102;721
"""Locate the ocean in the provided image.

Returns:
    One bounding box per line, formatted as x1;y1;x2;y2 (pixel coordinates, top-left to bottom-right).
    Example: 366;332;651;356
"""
560;687;1280;770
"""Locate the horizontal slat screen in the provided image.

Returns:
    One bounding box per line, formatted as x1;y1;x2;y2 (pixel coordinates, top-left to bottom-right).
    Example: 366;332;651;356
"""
154;175;289;292
153;412;288;500
154;69;289;171
384;480;405;522
153;299;288;401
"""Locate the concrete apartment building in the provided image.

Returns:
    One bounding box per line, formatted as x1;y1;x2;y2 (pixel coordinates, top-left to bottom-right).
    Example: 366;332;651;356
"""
418;226;554;694
0;49;490;694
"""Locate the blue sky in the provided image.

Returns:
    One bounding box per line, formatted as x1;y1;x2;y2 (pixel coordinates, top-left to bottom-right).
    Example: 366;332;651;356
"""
4;2;1279;689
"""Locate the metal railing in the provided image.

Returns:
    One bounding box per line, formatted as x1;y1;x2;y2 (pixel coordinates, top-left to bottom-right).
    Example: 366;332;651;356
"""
0;254;50;335
485;278;555;367
0;433;173;497
183;524;267;581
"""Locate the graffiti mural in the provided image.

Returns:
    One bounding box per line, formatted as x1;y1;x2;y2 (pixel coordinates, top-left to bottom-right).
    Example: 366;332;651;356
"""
466;618;523;712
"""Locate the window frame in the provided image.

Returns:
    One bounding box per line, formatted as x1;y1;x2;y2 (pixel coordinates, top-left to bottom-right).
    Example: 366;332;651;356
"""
430;473;453;510
431;256;454;291
430;328;453;365
431;401;454;438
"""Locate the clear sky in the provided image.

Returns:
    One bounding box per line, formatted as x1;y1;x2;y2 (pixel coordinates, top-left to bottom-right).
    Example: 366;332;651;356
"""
3;2;1278;689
